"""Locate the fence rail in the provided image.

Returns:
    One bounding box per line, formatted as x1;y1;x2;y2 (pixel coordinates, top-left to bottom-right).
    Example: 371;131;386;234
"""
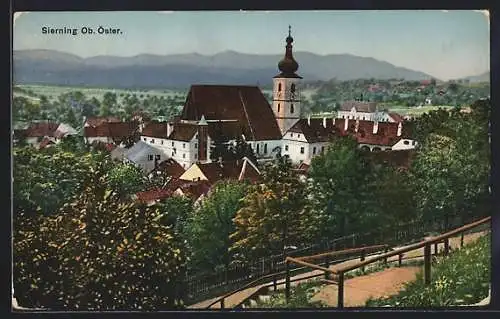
283;215;491;308
181;214;484;305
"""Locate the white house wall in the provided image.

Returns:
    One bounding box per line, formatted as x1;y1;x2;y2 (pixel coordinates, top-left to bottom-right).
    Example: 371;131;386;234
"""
391;139;418;150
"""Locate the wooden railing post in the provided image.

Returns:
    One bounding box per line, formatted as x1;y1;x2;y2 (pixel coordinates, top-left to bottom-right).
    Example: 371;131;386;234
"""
338;272;344;309
285;259;290;303
220;298;224;309
444;238;450;255
324;242;330;279
461;232;464;248
424;243;431;285
360;249;366;273
434;242;438;255
398;253;403;267
383;246;389;265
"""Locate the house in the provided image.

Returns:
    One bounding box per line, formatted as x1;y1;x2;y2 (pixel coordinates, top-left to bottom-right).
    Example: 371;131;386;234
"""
23;121;78;148
84;121;138;146
336;101;378;121
153;158;186;179
123;140;169;173
178;157;260;185
83;116;121;128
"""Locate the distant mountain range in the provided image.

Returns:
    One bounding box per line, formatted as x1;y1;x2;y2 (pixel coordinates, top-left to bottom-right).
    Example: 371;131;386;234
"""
12;49;484;89
459;71;490;83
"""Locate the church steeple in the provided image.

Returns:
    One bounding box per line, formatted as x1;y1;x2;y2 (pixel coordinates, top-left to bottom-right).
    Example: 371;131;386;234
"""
276;26;302;79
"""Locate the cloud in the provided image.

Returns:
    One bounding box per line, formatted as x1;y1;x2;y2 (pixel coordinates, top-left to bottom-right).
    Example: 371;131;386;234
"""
13;12;28;26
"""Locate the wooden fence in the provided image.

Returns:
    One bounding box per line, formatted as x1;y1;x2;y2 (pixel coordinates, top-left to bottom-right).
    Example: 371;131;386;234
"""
284;215;491;308
181;213;483;305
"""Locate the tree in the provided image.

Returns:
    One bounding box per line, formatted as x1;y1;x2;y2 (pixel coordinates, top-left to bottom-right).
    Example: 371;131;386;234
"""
106;163;145;199
185;180;248;272
13;161;187;310
100;92;117;117
304;136;372;242
230;155;308;261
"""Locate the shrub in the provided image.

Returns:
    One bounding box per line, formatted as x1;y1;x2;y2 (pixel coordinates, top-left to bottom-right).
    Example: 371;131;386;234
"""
365;233;490;307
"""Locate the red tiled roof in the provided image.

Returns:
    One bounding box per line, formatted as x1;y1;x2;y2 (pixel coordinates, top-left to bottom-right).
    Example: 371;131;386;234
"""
142;121;170;138
84;121;138;138
169;123;198;142
176;180;212;200
156;158;185;179
287;118;336;143
25;122;59;137
388;113;404;123
38;137;55;149
85;117;121;127
181;85;282;141
135;188;173;204
334;119;414;147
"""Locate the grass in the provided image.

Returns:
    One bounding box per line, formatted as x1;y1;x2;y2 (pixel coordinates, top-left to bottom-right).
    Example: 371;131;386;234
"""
251;279;328;308
365;233;490;307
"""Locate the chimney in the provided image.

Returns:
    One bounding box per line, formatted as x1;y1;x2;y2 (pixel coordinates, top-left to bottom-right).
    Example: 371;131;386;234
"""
332;118;336;126
355;119;360;133
373;121;379;134
218;156;223;166
307;116;311;126
322;117;327;128
397;122;403;137
344;118;349;131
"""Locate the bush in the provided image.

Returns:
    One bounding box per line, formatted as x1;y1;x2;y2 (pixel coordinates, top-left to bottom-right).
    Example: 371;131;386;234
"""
254;280;327;308
365;233;490;307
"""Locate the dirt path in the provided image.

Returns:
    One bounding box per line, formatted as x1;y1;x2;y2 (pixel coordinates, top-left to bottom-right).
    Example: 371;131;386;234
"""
188;230;488;309
311;266;420;307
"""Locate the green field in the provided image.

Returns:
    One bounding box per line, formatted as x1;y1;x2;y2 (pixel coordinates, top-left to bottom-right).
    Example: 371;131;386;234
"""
387;105;455;116
13;84;187;102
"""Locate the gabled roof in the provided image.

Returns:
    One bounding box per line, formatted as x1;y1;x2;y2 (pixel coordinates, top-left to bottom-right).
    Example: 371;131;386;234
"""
85;116;121;127
388;113;404;123
175;180;212;200
156;158;185;179
135;188;173;204
38;137;55;149
124;141;167;163
142;121;170;138
25;122;60;137
84;122;138;138
334;119;414;147
181;85;282;141
168;123;198;142
287;118;336;143
339;101;378;113
186;158;261;184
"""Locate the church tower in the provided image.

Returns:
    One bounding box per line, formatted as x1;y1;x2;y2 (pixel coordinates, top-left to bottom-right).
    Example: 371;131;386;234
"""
272;26;302;135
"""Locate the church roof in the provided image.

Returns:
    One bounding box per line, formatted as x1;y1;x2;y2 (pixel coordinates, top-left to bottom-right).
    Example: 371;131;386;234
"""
181;85;282;141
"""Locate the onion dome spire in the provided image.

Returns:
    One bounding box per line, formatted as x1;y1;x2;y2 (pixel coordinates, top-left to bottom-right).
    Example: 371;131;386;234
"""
276;25;301;78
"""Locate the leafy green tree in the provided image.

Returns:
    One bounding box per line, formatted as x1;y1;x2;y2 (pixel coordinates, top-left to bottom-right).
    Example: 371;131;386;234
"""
185;180;248;271
106;163;145;199
100;92;117;116
13;161;187;310
230;155;308;261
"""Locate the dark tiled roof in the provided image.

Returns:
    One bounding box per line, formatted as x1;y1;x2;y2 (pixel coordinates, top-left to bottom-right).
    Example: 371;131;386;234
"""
156;158;185;179
334;119;413;147
84;122;138;138
168;123;198;142
287;118;336;143
135;188;173;204
339;101;378;113
142;121;170;138
85;116;121;127
181;85;282;141
25;122;59;137
176;180;212;200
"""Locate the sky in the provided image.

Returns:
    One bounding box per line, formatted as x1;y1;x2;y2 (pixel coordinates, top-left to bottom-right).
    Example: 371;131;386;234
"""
13;10;490;80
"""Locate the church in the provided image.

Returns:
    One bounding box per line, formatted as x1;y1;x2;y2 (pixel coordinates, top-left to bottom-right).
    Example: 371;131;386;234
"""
139;27;417;168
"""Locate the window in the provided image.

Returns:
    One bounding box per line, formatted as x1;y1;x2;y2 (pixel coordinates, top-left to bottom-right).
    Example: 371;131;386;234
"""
321;146;325;153
285;145;289;151
183;154;186;159
183;164;186;168
183;143;186;148
171;152;174;156
278;83;282;92
412;141;416;145
290;104;294;114
171;141;174;147
264;143;268;154
195;143;198;149
297;134;301;138
300;147;304;154
278;103;280;113
256;144;260;154
148;154;153;161
291;83;296;93
291;133;293;138
155;155;161;160
404;140;410;145
161;140;164;145
195;154;197;159
151;139;155;144
313;147;316;155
